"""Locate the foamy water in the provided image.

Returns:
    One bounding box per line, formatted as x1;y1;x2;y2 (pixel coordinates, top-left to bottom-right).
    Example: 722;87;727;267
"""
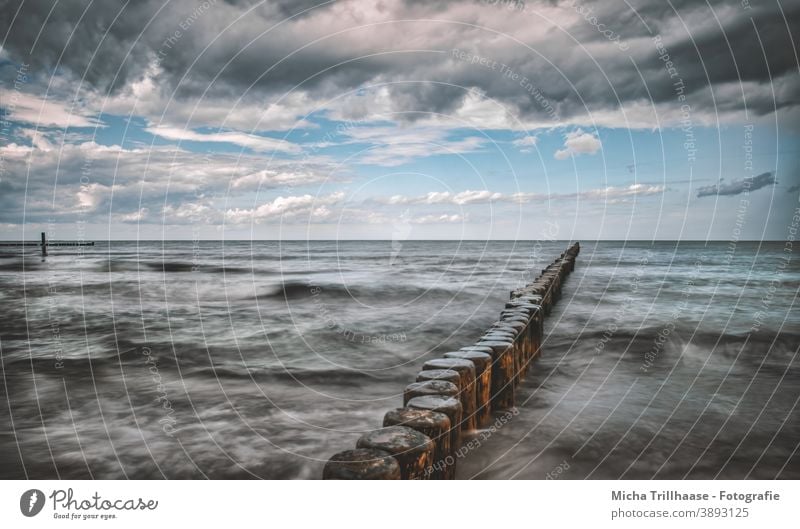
1;241;797;478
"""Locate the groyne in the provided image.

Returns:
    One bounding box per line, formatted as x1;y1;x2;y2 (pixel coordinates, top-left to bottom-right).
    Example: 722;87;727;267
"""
0;232;94;256
323;242;581;479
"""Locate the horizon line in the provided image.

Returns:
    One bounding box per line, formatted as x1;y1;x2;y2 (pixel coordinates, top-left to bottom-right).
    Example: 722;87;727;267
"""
0;238;789;243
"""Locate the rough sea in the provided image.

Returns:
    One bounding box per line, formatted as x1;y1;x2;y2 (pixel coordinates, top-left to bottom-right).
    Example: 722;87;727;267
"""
1;240;797;479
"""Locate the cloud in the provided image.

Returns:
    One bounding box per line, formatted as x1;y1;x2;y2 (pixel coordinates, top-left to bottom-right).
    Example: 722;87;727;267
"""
554;129;602;160
378;184;666;206
572;184;667;200
229;168;332;190
385;190;503;206
225;192;345;224
450;190;503;205
0;134;342;225
3;0;796;134
0;0;795;240
0;89;103;128
342;126;485;166
696;172;776;197
512;135;538;152
119;208;149;223
412;213;464;224
145;125;300;153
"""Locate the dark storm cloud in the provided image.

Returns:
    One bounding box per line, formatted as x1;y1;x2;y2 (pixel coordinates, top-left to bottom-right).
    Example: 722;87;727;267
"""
0;0;797;125
696;171;776;198
0;0;158;93
388;82;468;117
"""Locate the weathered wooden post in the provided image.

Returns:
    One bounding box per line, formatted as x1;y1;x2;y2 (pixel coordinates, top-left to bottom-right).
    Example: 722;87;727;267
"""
501;302;538;372
443;350;492;427
406;395;463;479
483;329;521;385
41;232;47;257
383;408;452;480
416;368;461;387
323;448;401;480
421;358;477;432
495;318;529;372
404;380;459;404
516;307;543;359
356;426;434;480
498;316;532;370
475;339;516;409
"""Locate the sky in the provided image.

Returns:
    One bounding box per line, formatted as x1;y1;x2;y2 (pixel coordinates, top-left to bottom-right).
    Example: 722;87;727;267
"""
0;0;798;241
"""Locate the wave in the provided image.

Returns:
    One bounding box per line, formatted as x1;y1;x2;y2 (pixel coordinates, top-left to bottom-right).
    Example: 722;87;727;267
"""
97;260;253;274
0;260;44;272
1;344;147;375
254;280;462;302
546;327;800;368
181;365;392;386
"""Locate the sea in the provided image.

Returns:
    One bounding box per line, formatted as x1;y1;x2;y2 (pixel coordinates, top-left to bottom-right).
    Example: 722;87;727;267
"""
0;240;797;479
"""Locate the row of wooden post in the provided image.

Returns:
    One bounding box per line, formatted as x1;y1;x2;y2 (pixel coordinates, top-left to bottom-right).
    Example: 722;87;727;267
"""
323;242;581;479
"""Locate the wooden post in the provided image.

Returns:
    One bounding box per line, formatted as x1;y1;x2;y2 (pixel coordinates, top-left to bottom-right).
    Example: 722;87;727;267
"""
323;448;401;480
475;339;516;409
356;426;434;480
416;368;461;387
483;331;522;386
494;319;529;373
444;350;492;427
406;395;463;478
41;232;47;256
421;358;477;432
488;321;526;378
404;380;459;404
383;408;452;480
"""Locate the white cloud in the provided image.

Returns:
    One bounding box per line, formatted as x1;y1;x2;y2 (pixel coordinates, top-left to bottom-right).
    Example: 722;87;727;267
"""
159;202;222;225
582;184;666;200
554;129;602;160
513;135;538;152
413;213;464;224
383;189;503;206
380;184;666;206
229;168;333;190
342;126;485;166
119;207;149;222
451;190;503;205
18;129;55;151
76;183;110;209
145;125;301;153
0;136;346;225
0;89;102;128
423;191;452;204
225;192;345;224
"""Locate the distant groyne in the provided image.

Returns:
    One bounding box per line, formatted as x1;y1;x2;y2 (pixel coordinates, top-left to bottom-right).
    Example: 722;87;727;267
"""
0;232;94;256
323;242;581;479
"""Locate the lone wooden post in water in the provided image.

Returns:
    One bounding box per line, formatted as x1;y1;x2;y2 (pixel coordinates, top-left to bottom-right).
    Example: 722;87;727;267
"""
41;232;47;257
